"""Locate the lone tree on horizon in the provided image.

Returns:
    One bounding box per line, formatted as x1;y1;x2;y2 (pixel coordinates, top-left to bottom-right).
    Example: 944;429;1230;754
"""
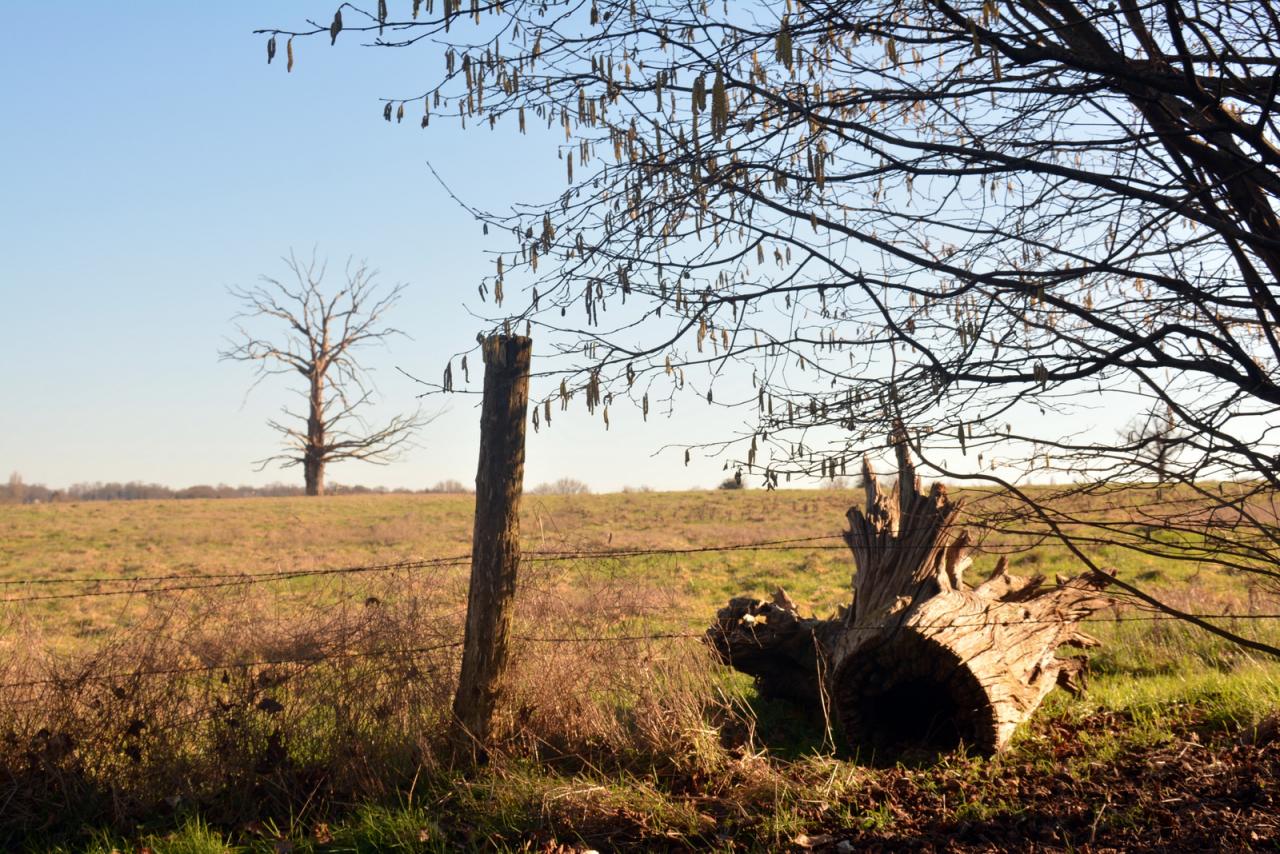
221;252;427;496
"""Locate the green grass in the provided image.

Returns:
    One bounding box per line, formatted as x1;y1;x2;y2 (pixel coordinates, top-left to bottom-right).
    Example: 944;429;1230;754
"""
4;488;1279;851
49;808;447;854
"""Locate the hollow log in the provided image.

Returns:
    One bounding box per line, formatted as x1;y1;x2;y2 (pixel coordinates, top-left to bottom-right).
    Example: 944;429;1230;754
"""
708;444;1111;756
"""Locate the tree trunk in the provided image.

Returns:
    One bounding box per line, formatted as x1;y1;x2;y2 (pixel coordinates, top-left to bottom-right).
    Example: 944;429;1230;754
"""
305;371;325;496
452;334;532;758
303;454;325;497
708;443;1111;757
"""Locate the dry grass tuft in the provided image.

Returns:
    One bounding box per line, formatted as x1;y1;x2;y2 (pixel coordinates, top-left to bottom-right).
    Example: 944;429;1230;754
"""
0;560;745;847
4;491;1279;849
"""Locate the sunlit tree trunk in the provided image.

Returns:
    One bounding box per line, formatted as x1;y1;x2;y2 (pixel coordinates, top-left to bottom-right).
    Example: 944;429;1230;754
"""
304;370;326;496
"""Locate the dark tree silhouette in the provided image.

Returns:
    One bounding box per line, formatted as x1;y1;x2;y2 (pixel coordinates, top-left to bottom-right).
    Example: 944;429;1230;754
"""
222;252;428;496
257;1;1280;653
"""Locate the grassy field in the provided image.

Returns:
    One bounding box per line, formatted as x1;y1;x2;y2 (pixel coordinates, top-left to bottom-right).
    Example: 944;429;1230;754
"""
2;488;1279;851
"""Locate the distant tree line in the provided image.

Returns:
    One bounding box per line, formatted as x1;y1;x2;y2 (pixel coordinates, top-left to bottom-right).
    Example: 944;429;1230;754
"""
0;472;472;504
529;478;593;496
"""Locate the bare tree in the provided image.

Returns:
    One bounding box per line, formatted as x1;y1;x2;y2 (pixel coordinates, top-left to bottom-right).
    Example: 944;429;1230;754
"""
5;472;26;505
221;252;427;496
257;2;1280;653
1124;408;1182;490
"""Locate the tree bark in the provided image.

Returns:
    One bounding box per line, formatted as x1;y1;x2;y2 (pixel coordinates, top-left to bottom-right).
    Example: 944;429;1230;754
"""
303;453;325;497
708;444;1111;757
305;372;325;496
452;334;532;758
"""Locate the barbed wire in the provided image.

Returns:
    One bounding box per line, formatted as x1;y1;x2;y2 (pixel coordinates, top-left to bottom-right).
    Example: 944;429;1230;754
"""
0;641;467;690
0;536;852;598
0;554;472;589
3;610;1278;692
0;558;473;602
2;526;1277;695
7;530;1255;599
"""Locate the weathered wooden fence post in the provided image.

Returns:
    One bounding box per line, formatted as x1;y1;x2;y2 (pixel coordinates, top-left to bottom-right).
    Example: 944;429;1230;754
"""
452;334;532;757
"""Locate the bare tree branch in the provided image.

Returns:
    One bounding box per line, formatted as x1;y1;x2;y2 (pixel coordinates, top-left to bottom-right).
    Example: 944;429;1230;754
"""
262;1;1280;651
221;250;431;495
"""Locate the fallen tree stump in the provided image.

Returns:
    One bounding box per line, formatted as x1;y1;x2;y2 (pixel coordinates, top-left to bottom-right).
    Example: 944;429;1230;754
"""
708;444;1112;756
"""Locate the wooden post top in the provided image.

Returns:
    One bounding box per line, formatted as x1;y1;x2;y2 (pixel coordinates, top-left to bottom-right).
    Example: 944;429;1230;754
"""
480;334;532;367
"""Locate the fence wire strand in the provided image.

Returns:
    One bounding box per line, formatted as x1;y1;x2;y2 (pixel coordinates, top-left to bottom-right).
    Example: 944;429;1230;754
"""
3;611;1278;691
2;533;1277;690
10;530;1270;598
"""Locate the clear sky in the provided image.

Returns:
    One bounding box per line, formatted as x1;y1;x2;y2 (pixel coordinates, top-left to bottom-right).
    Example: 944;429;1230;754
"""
1;3;1138;496
0;2;763;493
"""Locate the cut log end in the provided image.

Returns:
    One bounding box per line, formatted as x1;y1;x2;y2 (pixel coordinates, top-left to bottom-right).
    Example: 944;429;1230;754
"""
708;442;1113;759
834;629;997;755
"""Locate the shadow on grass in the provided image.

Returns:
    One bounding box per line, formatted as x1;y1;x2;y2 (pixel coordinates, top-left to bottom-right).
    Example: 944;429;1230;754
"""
744;687;994;769
743;688;838;760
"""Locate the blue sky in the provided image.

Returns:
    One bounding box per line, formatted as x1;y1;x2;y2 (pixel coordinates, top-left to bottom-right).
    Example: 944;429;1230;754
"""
0;2;755;492
1;4;1137;495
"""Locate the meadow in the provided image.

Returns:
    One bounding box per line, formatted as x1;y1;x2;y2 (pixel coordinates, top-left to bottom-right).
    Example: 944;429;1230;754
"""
1;488;1278;851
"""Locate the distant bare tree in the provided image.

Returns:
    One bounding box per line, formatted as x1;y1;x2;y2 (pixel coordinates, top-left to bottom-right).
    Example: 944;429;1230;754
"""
531;477;593;496
6;472;26;504
1124;408;1183;492
426;478;472;494
221;252;428;496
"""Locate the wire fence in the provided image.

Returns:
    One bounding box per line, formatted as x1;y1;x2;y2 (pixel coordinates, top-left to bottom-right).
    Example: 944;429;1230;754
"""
2;533;1277;691
10;530;1274;598
0;535;847;595
4;608;1279;692
2;534;1278;615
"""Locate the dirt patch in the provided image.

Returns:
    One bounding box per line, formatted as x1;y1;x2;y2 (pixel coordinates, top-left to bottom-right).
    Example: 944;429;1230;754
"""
796;711;1278;853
